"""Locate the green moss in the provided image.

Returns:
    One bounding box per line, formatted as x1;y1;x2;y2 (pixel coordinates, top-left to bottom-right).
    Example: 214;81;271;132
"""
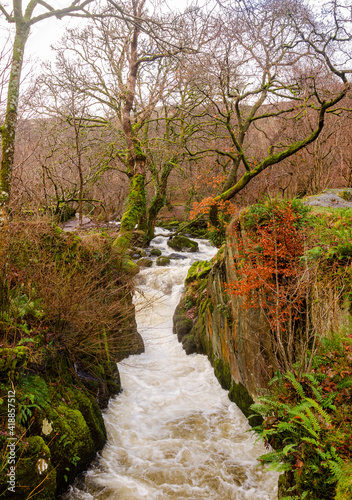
14;436;56;500
46;404;95;493
120;174;146;233
182;334;197;354
213;358;231;391
167;235;199;252
0;347;29;378
156;256;170;266
229;381;262;427
185;260;212;285
122;257;140;276
150;248;162;256
175;317;193;342
112;233;132;255
65;387;106;451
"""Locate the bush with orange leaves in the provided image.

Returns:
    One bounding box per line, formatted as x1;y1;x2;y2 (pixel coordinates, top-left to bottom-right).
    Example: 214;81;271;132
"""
190;196;236;247
225;198;311;371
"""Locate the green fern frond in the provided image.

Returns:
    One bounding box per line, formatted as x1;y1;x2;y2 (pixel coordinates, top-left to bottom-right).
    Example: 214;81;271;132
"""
306;398;333;425
285;372;306;398
259;450;284;464
283;443;297;455
336;377;352;389
310;385;324;403
327;460;344;481
249;402;273;415
275;422;297;433
305;407;321;432
300;436;322;448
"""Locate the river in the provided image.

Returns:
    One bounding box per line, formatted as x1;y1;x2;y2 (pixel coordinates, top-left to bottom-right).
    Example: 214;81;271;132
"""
66;229;278;499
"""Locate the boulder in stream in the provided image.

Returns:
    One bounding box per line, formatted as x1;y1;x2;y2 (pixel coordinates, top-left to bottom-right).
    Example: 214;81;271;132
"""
167;235;199;252
169;253;188;260
156;256;170;266
137;257;153;267
150;248;162;256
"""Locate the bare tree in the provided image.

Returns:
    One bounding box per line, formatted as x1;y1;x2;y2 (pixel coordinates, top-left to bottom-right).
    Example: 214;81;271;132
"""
0;0;95;222
46;0;203;244
179;0;350;226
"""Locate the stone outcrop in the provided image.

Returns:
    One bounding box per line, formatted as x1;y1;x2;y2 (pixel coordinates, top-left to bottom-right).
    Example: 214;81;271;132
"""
173;208;349;427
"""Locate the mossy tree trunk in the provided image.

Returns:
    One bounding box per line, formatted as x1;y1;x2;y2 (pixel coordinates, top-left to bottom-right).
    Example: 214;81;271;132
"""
114;170;147;253
144;159;175;243
0;20;29;222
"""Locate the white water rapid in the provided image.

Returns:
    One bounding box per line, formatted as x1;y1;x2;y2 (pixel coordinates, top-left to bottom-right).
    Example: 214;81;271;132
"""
67;230;278;500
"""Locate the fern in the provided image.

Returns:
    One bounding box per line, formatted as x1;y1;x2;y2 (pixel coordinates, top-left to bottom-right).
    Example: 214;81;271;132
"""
305;398;333;426
285;372;306;398
336;377;352;389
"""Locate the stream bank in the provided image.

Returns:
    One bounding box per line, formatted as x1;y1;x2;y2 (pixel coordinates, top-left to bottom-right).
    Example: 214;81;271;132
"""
65;229;278;499
0;221;143;499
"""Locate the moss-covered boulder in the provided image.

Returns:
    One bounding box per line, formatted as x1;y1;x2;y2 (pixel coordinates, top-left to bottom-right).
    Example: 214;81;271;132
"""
156;256;170;266
150;248;162;256
14;436;56;500
167;235;199;252
134;247;147;257
137;257;153;267
122;257;140;276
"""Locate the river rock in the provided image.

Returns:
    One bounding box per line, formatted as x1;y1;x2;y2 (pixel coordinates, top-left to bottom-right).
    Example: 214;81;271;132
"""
122;258;140;276
150;248;162;256
156;256;170;266
169;253;188;260
167;235;199;252
137;257;153;267
134;247;147;257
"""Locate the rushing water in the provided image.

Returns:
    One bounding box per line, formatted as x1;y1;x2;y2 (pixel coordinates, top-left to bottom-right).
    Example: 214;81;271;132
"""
66;230;278;500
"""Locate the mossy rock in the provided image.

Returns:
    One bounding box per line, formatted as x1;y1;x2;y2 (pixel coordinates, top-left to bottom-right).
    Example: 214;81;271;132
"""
45;405;96;493
134;247;147;257
182;334;197;354
167;235;199;253
185;260;212;285
14;436;56;500
173;303;193;342
213;358;232;391
156;256;170;266
122;257;140;276
150;248;162;256
137;257;153;267
335;462;352;499
65;386;106;451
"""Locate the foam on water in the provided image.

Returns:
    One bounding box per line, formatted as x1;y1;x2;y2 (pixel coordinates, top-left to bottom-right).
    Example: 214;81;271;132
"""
65;230;278;499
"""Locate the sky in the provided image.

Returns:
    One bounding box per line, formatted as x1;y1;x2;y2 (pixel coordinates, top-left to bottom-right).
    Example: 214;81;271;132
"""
1;0;190;66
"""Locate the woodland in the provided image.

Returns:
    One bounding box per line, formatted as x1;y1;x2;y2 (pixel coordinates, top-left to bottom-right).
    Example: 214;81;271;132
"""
0;0;352;498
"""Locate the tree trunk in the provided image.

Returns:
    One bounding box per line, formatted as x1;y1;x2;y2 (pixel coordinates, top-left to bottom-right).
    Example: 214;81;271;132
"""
113;170;146;254
144;160;174;243
0;22;29;219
